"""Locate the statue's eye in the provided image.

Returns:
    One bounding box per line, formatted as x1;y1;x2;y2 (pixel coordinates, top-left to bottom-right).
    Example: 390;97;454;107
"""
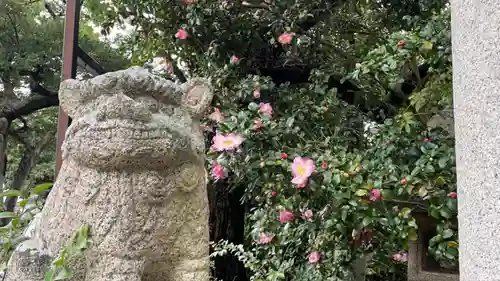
135;97;160;112
159;104;175;116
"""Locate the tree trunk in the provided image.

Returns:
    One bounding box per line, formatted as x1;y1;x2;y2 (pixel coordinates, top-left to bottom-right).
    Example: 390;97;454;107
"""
208;180;248;281
0;133;7;191
2;131;52;225
0;118;8;192
205;129;248;281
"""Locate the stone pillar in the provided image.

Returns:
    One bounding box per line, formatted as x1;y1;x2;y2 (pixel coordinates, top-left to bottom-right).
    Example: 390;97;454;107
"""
451;1;500;280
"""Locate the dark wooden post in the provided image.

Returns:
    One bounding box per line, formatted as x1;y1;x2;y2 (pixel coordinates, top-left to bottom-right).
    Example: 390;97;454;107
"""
55;0;80;177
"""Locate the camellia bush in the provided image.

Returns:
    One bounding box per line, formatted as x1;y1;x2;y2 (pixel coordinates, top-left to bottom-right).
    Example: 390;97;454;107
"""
205;7;457;281
84;0;455;280
207;78;456;280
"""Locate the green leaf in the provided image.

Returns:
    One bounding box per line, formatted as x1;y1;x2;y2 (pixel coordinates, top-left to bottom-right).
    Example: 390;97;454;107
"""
355;189;368;196
332;174;341;186
31;183;53;195
353;175;363;184
425;164;435;173
446;245;459;256
442;229;454;239
248;102;259;111
440;208;452;219
54;266;73;280
438;157;448;168
435;176;445;185
417;186;428;197
0;212;18;219
44;269;56;281
285;117;295;127
446;199;457;211
408;229;418;241
399;207;412;218
18;199;28;208
381;189;394;200
362;217;372;227
72;225;90;251
0;190;22;197
341;209;348;222
322;171;332;184
429;207;440;219
421;41;433;51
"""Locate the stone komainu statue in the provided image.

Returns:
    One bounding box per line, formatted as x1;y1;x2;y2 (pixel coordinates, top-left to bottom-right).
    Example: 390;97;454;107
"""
5;67;213;281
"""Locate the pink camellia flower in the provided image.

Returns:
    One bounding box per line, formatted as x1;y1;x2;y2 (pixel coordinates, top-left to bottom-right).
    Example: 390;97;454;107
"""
212;133;244;151
208;108;224;123
279;210;295;223
253;119;262;130
448;192;457;198
278;32;295;45
291;157;315;186
370;188;381;201
184;0;195;4
392;252;408;262
308;251;321;264
253;88;261;99
258;102;273;117
230;55;240;64
302;210;313;220
281;152;288;160
321;162;328;169
257;232;274;244
175;28;188;40
211;163;226;180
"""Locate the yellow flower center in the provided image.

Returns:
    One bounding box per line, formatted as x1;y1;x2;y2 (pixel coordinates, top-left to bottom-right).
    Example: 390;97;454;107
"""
296;166;305;176
223;140;234;147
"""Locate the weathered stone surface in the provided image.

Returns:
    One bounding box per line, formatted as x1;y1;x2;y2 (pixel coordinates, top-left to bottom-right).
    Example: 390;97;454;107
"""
451;1;500;281
4;66;213;281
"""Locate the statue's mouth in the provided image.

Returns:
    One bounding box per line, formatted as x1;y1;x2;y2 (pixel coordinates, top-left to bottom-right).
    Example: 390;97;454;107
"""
72;126;176;140
62;115;201;168
65;112;190;142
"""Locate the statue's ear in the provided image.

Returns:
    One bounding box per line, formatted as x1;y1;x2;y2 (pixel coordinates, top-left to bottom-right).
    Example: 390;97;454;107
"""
59;79;90;118
180;78;213;117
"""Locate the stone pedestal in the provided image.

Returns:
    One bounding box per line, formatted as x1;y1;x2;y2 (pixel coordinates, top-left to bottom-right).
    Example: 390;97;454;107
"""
451;1;500;280
407;213;458;281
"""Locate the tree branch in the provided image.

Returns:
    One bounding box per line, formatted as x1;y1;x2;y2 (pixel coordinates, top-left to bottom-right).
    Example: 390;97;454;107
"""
0;93;59;123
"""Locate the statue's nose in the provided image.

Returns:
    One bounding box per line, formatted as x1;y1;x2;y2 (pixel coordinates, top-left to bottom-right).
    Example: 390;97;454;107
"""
96;94;152;122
